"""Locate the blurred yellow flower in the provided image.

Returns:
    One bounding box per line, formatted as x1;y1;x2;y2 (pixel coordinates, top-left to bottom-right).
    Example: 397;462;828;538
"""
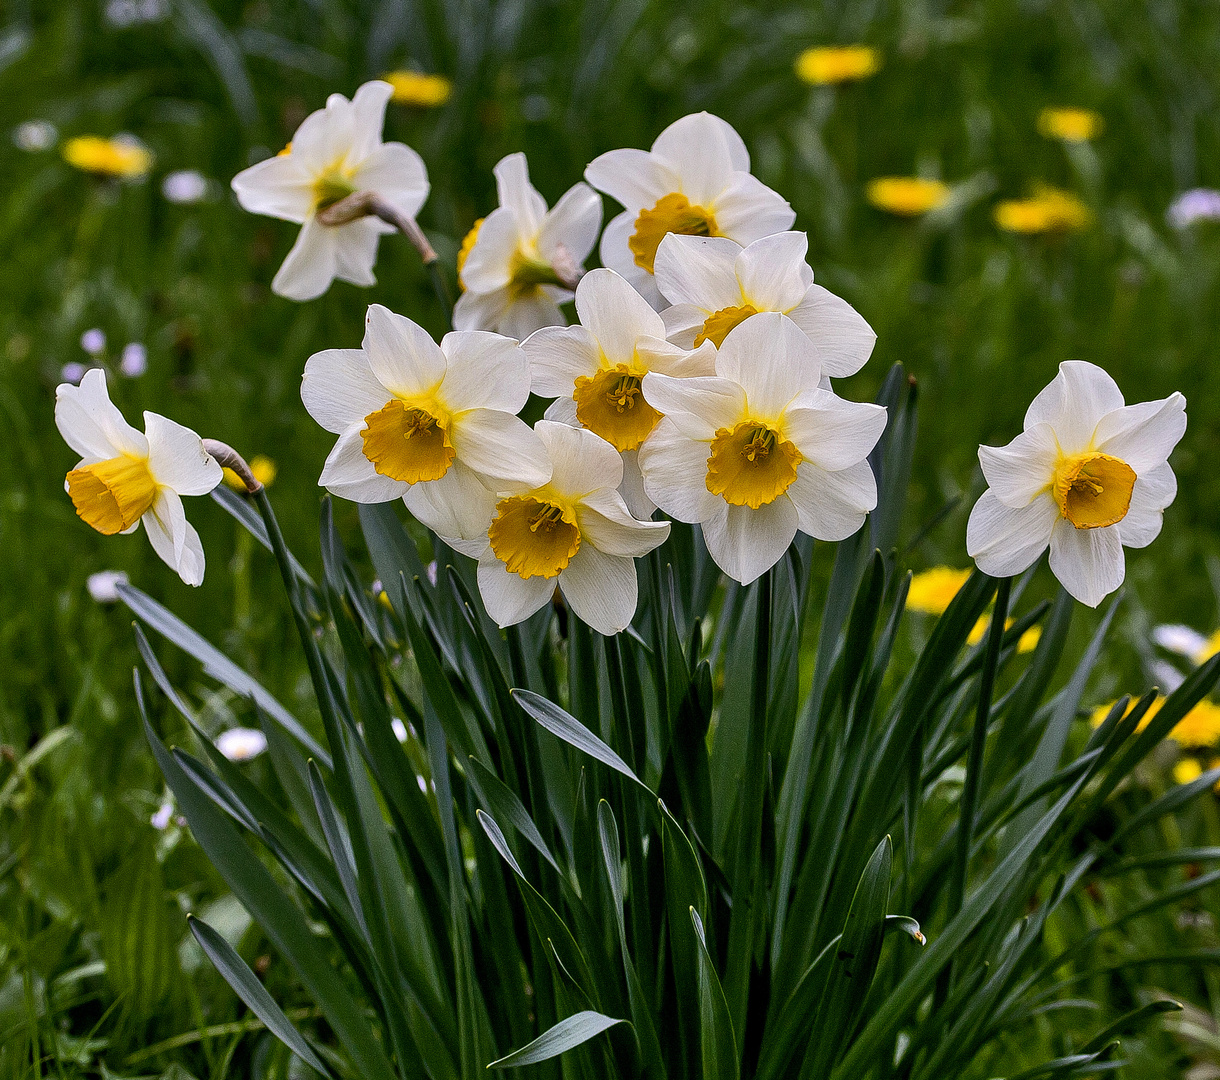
223;455;276;492
994;186;1090;233
966;616;1040;653
796;46;880;85
1038;107;1104;143
1174;758;1203;785
62;135;152;179
1196;629;1220;664
867;177;951;216
385;71;452;107
1090;696;1220;749
908;566;971;614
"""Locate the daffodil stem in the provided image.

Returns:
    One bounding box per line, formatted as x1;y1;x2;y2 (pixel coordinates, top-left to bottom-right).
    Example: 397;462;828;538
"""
317;190;454;312
947;575;1011;946
202;440;262;494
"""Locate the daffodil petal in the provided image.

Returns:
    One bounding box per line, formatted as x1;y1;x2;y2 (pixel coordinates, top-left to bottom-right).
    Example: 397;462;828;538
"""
637;418;720;524
498;289;566;342
660;303;709;349
617;449;656;519
457;206;519;292
362;304;447;397
637;338;717;377
538;182;603;266
599;211;663;306
701;498;798;585
319;426;409;502
1115;462;1176;549
143;487;205;585
711;172;796;244
494;152;548;238
786;459;876;542
346;80;395;161
439;331;532;413
332;216;385;288
144;413;222;496
575;268;666;362
55;368;147;461
782;390;887;471
977;422;1060;507
1092;393;1187;473
536;420;621;499
403;459;499;543
477;553;556;627
784;285;877;379
230;153;313;223
450;410;551;489
352;141;429;219
653;233;745;310
1049;516;1125;608
966;489;1058;578
272;217;340;301
715;312;820;418
640;372;746;439
301;348;390;434
543;395;580;426
1024;360;1125;455
584;149;678;214
452;287;512;333
576;491;669;556
735;231;812;311
523;325;602;398
558;546;640;636
650;112;744;205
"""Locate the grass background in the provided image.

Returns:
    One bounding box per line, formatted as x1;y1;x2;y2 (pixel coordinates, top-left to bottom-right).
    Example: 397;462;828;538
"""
1;0;1219;1075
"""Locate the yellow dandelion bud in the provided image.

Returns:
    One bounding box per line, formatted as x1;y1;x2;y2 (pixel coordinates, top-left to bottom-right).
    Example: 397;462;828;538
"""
796;46;880;85
907;566;971;615
994;186;1090;234
1174;757;1203;785
866;177;951;217
1037;107;1104;143
384;71;453;108
62;135;153;179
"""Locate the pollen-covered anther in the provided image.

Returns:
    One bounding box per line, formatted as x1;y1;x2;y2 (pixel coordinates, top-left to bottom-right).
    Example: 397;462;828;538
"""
488;496;581;579
706;421;801;509
1052;451;1136;529
361;399;455;484
629;193;718;274
67;455;158;535
695;303;759;348
572;365;662;451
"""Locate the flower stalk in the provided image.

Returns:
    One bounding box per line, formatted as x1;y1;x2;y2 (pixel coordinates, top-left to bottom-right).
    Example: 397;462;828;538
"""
201;439;264;495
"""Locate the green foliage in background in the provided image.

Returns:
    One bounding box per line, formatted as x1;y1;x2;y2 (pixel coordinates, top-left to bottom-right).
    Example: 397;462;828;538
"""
1;0;1219;1076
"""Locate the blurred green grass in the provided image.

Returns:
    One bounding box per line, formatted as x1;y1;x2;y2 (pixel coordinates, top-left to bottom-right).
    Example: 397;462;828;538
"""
2;0;1219;1074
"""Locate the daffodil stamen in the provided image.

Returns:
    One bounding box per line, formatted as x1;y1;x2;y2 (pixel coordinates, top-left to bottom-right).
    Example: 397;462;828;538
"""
695;303;759;348
361;399;455;484
67;454;159;534
1051;451;1136;529
706;420;801;509
572;364;662;451
629;193;719;274
489;495;581;580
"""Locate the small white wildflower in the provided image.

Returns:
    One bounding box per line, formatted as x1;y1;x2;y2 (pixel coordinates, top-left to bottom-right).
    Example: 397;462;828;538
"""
216;727;268;762
150;797;174;830
80;329;106;356
1152;624;1208;659
392;718;409;742
87;569;129;603
161;169;210;205
119;342;147;377
13;120;56;152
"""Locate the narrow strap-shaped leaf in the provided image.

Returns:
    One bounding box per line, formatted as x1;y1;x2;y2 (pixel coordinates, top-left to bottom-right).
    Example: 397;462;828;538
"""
119;583;329;765
1079;999;1181;1054
139;682;397;1080
512;689;650;794
487;1011;627;1068
660;799;708;1077
466;755;561;874
188;915;333;1077
211;485;316;588
308;760;366;935
691;908;739;1080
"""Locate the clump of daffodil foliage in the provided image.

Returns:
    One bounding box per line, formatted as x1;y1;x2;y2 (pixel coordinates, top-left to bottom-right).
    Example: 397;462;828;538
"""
59;87;1219;1080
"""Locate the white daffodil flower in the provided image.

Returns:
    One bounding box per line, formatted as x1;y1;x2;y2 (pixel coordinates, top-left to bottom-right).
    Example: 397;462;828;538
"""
966;361;1186;607
638;313;886;584
455;153;602;340
231;81;429;301
56;369;222;585
523;268;715;517
301;304;549;543
653;231;876;378
584;112;796;309
464;421;669;636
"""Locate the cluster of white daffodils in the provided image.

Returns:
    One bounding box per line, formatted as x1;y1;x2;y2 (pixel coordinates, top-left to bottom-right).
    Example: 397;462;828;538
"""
56;90;1188;635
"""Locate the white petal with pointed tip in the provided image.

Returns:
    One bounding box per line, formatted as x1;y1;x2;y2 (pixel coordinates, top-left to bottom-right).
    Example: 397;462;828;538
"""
1049;517;1125;608
966;490;1059;578
318;426;408;503
576;491;669;556
1092;393;1187;473
640;373;746;440
558;545;640;636
701;498;799;585
538;182;603;265
523;325;602;397
403;460;500;543
56;368;147;461
637;418;720;524
1024;361;1125;455
477;554;556;627
301;349;390;434
537;421;622;499
144;413;222;495
977;423;1059;508
715;312;820;418
653;233;744;311
1115;462;1177;549
575;269;666;362
450;410;551;489
783;285;877;379
786;459;876;542
781;390;887;472
735;231;812;311
362;304;446;397
438;331;532;413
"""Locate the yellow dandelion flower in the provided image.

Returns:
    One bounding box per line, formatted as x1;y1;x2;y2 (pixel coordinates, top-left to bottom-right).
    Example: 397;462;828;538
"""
1195;629;1220;665
1089;697;1220;750
1018;625;1042;653
1038;107;1104;143
908;566;971;614
1174;757;1203;785
223;455;276;492
965;616;1040;653
866;177;951;217
795;45;881;85
384;71;452;108
994;186;1090;234
62;135;152;179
